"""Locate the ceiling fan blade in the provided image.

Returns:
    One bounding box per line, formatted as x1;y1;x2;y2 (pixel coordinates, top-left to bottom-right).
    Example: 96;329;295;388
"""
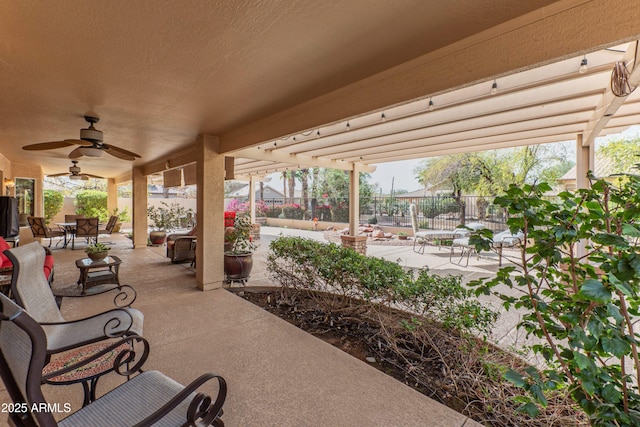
63;139;93;146
23;139;93;151
68;147;84;159
81;173;104;179
46;172;70;177
103;144;141;160
22;141;75;151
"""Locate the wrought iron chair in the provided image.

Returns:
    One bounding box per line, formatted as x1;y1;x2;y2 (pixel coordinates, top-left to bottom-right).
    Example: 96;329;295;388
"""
73;217;99;249
450;226;523;267
409;204;468;254
27;216;66;248
99;215;118;235
5;242;144;360
0;293;227;427
166;225;197;263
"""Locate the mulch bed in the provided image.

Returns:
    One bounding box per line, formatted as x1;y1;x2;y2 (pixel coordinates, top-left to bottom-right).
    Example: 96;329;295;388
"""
235;287;588;427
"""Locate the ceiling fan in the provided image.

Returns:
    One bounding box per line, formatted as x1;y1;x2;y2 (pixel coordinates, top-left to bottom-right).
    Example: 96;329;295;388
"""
47;161;104;181
22;115;141;161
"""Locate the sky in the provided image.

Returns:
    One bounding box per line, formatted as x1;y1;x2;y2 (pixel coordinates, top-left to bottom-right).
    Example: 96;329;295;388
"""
368;159;424;193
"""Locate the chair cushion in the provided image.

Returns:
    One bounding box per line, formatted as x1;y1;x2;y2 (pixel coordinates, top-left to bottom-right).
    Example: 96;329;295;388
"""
58;370;193;427
0;237;11;268
187;225;197;236
43;255;54;280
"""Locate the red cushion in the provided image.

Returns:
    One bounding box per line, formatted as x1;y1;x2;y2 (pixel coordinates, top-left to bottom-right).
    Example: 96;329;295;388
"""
0;238;11;268
43;255;54;279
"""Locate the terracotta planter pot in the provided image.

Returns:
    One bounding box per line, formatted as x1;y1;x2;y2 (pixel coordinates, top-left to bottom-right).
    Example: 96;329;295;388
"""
149;231;167;246
224;252;253;280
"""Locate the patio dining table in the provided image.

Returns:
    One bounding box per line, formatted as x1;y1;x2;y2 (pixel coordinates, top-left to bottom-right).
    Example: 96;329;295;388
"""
54;222;77;249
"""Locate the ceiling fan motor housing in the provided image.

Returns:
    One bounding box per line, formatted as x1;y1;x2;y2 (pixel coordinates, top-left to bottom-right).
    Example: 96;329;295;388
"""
80;127;103;143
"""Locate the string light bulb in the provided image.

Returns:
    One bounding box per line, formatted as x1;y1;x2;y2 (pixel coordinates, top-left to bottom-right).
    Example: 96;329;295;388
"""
579;55;588;74
316;129;321;138
428;98;434;111
346;121;351;131
490;80;498;95
381;112;386;122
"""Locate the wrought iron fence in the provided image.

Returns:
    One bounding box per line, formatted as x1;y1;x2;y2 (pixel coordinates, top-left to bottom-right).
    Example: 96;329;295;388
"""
360;195;507;231
252;195;508;230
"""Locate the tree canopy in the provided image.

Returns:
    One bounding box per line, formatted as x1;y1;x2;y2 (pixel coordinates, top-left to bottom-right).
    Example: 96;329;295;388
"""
413;144;574;196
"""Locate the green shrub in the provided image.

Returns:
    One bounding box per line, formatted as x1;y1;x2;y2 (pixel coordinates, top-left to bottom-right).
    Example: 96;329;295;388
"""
75;190;109;222
267;236;496;336
43;190;63;223
470;173;640;424
266;206;282;218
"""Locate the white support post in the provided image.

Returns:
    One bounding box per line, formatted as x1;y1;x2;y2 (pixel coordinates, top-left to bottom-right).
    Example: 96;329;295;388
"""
249;175;256;224
576;133;594;189
349;165;360;236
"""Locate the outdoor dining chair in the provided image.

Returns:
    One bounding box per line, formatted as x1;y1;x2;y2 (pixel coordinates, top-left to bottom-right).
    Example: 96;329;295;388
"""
5;242;144;360
73;217;99;249
409;204;469;254
450;227;523;267
27;216;66;248
0;292;227;427
98;215;118;235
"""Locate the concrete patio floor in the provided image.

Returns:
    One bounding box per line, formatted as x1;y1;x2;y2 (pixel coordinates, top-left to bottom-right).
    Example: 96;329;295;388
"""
0;228;499;426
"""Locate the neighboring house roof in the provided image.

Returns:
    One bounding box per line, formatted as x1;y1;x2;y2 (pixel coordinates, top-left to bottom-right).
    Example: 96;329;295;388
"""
399;188;440;197
227;184;286;199
558;158;616;182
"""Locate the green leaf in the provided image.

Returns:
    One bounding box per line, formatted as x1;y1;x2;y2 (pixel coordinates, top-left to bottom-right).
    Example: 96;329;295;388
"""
602;336;631;358
580;280;611;303
504;370;526;387
622;223;640;237
519;402;540;418
592;233;628;247
602;383;622;403
574;353;593;371
530;384;548;407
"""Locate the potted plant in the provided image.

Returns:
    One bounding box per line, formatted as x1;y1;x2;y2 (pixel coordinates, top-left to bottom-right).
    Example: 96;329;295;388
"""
147;202;180;245
224;214;257;282
111;207;131;233
397;231;408;240
85;242;110;261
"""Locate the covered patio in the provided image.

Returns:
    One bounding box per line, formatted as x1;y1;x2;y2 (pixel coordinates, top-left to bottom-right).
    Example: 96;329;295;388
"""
0;1;639;291
0;230;490;426
1;1;640;424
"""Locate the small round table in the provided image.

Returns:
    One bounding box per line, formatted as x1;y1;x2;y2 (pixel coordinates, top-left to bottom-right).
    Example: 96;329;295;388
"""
75;255;122;295
42;341;131;406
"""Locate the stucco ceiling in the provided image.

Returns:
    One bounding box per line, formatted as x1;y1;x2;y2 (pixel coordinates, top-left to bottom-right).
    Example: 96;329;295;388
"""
0;0;562;179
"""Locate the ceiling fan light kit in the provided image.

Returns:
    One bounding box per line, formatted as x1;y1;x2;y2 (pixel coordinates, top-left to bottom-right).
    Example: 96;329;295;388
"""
77;146;103;157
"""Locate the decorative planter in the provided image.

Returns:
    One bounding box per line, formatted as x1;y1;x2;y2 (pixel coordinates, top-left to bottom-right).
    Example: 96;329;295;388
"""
224;252;253;281
87;251;108;262
149;230;167;246
398;235;408;240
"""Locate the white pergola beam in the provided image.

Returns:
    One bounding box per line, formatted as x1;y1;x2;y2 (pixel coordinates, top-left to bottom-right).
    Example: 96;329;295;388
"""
230;147;376;173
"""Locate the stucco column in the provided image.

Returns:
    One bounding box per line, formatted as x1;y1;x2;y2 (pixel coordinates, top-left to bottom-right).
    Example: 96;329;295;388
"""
107;178;118;215
196;134;225;291
349;165;360;236
132;166;148;249
576;133;594;189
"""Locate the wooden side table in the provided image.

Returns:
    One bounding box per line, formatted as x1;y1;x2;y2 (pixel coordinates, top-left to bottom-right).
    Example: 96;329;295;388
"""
75;255;122;295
